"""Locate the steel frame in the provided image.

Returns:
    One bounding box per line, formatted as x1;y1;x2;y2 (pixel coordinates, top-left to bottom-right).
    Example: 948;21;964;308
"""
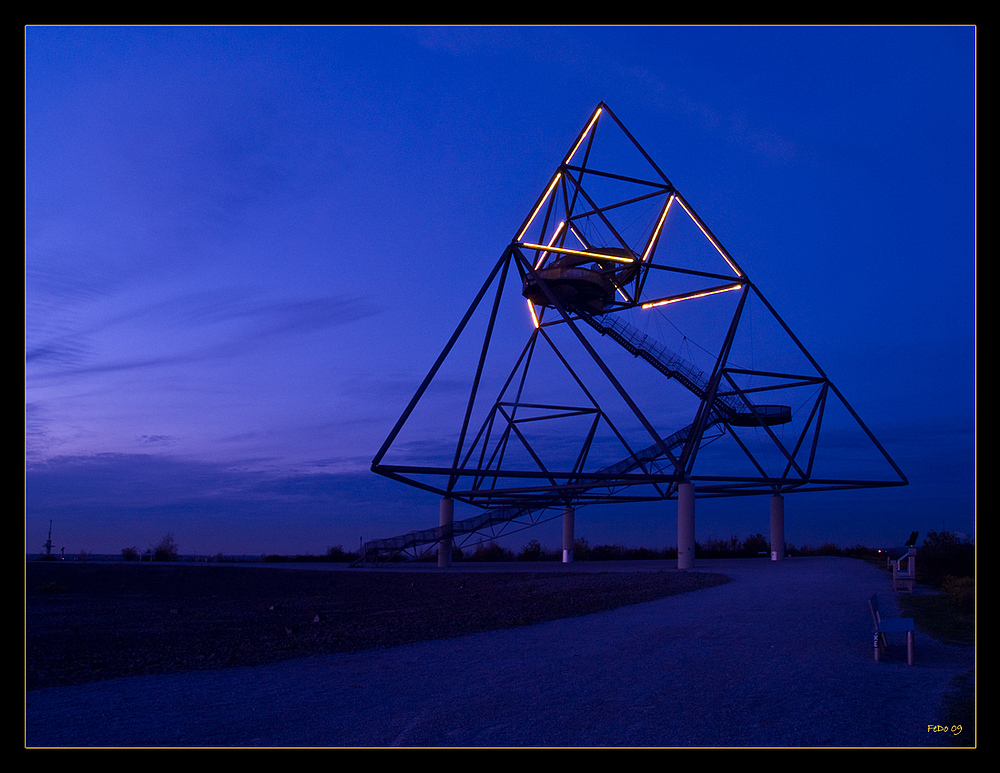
363;102;906;563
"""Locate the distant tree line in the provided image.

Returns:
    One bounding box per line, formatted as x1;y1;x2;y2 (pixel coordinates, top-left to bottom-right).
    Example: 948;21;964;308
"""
114;530;973;593
914;530;974;613
261;545;358;563
121;532;180;562
460;531;975;570
915;530;974;584
467;534;773;562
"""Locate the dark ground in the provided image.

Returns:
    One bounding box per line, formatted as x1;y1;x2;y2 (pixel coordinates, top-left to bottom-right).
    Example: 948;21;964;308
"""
26;561;728;692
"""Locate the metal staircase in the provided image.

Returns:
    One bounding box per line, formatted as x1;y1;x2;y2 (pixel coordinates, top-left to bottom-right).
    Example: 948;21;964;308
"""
580;313;791;427
354;504;558;565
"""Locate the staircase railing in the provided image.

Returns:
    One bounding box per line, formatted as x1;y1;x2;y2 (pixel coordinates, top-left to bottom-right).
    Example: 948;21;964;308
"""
581;313;749;417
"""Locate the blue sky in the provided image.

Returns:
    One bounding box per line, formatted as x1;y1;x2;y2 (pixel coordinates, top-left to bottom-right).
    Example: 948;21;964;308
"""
26;26;975;557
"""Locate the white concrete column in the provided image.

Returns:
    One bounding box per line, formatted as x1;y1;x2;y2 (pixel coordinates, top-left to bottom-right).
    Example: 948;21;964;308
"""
677;482;695;570
770;494;785;562
438;497;454;568
562;506;575;563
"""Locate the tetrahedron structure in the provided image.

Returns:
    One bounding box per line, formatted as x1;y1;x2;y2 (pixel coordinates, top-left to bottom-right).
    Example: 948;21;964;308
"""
363;102;906;564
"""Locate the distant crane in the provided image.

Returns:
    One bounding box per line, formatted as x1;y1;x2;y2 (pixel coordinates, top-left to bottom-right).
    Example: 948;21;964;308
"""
42;520;55;560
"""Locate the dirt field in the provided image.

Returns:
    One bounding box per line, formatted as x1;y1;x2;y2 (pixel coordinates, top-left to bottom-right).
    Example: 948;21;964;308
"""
26;561;727;691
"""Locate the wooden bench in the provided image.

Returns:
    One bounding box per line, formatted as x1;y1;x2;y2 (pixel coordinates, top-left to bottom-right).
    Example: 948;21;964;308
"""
888;547;917;592
869;593;915;665
885;531;919;592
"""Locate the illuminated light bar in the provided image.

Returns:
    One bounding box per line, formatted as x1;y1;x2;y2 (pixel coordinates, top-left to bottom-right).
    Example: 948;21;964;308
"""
527;299;540;329
564;106;603;165
534;221;567;269
640;282;743;309
676;196;741;276
569;226;590;249
642;193;675;262
519;243;635;264
517;172;562;241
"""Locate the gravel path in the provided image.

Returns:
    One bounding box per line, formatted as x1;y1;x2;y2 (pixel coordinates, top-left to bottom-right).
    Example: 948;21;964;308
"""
25;557;974;748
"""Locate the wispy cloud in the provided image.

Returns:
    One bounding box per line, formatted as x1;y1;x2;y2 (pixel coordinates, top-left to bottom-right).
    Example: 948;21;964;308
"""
25;451;433;555
26;284;379;382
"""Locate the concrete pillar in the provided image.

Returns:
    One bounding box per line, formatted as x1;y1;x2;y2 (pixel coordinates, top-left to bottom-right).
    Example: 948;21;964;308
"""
438;497;454;568
677;482;695;570
770;494;785;562
562;506;575;563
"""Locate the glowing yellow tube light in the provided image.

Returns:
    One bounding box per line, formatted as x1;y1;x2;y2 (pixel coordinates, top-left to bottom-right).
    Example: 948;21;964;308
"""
676;196;741;276
564;106;603;164
534;221;567;269
642;193;675;262
641;283;743;309
569;227;590;249
519;243;635;264
517;173;562;241
527;299;540;328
